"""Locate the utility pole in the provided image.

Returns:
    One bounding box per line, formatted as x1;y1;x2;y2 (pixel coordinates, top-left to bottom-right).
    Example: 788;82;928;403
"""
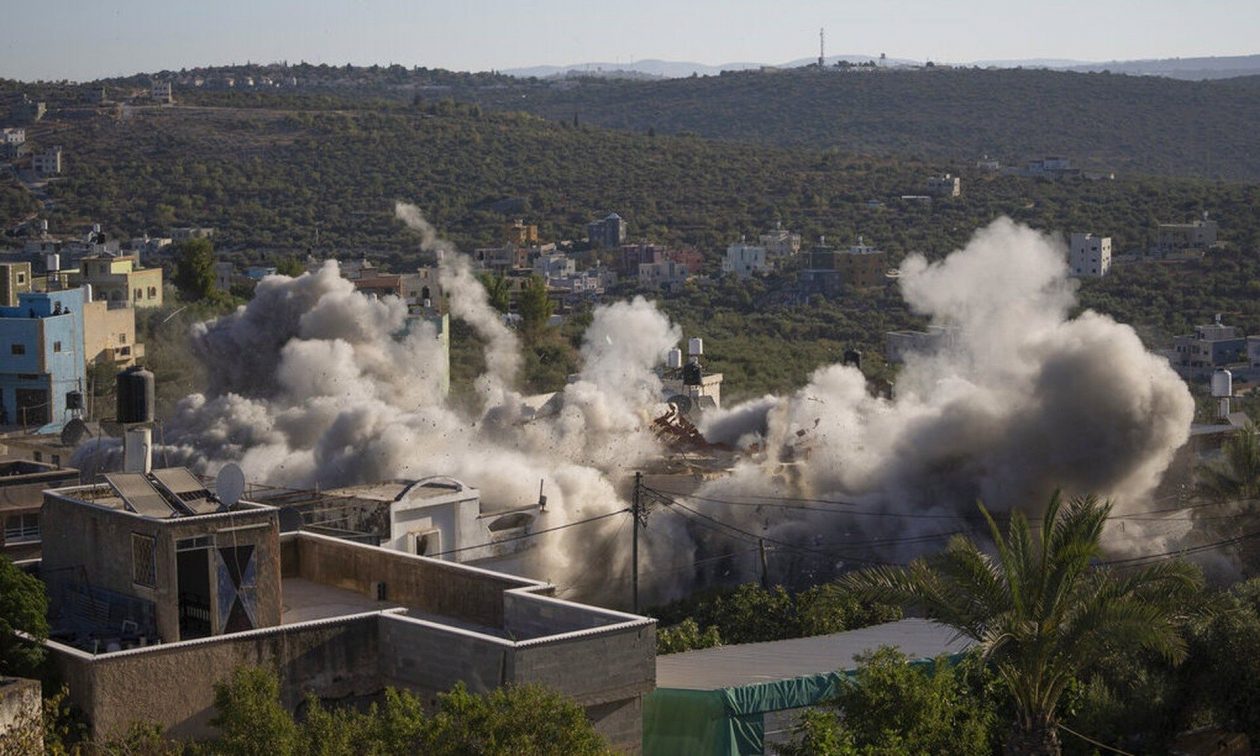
632;471;642;613
759;538;769;588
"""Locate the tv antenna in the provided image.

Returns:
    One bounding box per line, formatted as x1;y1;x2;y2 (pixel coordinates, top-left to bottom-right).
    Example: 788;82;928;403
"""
819;28;825;68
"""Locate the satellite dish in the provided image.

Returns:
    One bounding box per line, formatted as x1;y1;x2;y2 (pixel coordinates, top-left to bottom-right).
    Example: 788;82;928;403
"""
884;268;902;278
215;463;246;508
667;394;693;415
60;417;89;446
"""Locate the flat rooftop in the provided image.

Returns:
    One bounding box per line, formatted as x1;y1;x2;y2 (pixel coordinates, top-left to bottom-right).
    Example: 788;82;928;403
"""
280;577;401;625
656;618;971;691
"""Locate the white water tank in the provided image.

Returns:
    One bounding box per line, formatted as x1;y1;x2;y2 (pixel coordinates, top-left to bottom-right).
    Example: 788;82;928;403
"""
45;253;59;272
688;338;704;357
666;348;683;369
1211;369;1233;398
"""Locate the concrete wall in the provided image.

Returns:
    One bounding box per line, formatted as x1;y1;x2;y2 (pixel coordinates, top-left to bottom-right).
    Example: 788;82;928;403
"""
377;613;511;698
377;612;653;754
286;533;542;628
83;299;141;366
41;491;281;642
513;623;656;705
0;677;41;754
51;614;383;741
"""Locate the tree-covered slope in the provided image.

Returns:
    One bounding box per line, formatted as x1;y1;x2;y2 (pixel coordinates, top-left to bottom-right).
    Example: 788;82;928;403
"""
464;67;1260;182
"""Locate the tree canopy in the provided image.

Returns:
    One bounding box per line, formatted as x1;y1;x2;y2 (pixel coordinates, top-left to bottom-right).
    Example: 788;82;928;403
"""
0;556;48;678
842;493;1204;754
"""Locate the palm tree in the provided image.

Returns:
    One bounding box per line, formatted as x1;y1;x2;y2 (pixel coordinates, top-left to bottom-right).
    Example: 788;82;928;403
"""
842;493;1203;755
1200;424;1260;501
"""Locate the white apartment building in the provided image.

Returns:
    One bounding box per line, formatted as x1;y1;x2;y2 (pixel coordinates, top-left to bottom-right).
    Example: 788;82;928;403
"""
722;241;769;278
32;146;62;175
759;224;802;260
1069;233;1111;278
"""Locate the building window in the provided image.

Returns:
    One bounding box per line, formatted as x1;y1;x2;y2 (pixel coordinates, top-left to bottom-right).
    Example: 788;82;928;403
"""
148;287;157;298
32;451;42;462
51;454;60;466
119;333;127;344
10;343;24;355
132;533;157;587
4;513;40;544
16;273;25;284
53;341;62;352
134;288;142;300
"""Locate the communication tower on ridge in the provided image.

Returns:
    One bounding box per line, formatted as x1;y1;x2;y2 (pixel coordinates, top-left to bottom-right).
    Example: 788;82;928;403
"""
819;28;825;68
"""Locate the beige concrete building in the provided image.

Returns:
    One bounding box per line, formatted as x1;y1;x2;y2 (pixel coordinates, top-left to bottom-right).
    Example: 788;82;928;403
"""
82;298;143;367
76;254;163;308
0;262;32;307
39;473;655;751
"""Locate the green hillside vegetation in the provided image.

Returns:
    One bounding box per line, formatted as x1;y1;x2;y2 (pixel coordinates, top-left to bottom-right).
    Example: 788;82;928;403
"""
2;88;1259;401
463;67;1260;182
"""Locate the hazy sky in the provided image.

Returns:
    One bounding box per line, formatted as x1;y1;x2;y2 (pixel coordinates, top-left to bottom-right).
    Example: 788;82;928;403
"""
2;0;1257;81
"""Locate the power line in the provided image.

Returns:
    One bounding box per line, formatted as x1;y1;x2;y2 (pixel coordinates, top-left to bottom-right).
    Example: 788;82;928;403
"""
1100;529;1260;567
651;486;1260;570
648;485;1259;525
655;493;907;566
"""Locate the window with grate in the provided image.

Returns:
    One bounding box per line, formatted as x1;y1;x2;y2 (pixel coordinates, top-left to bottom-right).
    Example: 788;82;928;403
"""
4;513;40;544
132;533;157;587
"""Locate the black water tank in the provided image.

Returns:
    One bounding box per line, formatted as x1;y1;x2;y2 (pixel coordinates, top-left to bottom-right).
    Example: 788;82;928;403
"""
116;366;155;424
843;349;862;369
682;362;703;386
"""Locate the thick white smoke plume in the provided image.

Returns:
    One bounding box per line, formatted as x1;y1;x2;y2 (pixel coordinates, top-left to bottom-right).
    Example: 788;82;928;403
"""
692;218;1194;577
74;216;1194;602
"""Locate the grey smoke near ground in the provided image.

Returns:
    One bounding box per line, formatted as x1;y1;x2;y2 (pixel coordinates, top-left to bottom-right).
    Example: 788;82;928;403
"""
73;216;1197;602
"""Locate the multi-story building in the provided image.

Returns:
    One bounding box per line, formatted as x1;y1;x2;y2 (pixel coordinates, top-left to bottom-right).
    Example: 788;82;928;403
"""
926;174;961;197
0;288;86;433
722;240;769;278
151;81;173;103
1170;317;1249;380
1068;233;1112;278
32;146;63;175
801;237;887;294
75;254;164;308
1155;220;1218;259
1;127;26;159
0;262;33;307
759;223;802;261
473;244;529;274
82;296;143;368
534;252;576;280
587;213;627;248
616;243;666;277
505;219;539;246
37;474;654;750
639;259;690;292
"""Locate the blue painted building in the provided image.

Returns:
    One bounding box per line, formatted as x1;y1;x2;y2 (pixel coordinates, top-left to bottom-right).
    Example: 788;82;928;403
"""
0;288;86;433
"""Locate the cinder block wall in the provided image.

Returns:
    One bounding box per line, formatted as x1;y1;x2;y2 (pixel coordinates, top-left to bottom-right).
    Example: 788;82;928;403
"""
52;615;381;742
288;534;537;627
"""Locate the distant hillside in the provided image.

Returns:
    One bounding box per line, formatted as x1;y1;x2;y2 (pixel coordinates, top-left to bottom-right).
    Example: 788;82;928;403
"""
1066;54;1260;80
463;67;1260;181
